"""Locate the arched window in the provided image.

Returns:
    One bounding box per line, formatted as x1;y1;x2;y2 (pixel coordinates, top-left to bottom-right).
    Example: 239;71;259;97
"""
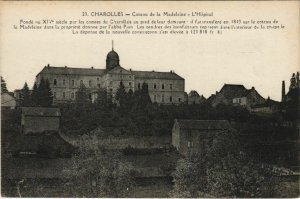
170;96;172;102
53;79;57;85
63;92;65;99
154;83;157;89
138;83;141;89
162;84;164;89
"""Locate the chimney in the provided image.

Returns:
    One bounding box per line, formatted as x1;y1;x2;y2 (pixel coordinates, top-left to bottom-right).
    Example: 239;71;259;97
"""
47;64;50;67
65;66;67;68
282;80;285;102
91;66;94;69
251;86;255;90
170;70;173;73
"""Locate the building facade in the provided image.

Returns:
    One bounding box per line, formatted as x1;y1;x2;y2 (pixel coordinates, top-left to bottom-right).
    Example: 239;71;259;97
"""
172;119;232;156
208;84;265;109
35;47;185;105
21;107;61;134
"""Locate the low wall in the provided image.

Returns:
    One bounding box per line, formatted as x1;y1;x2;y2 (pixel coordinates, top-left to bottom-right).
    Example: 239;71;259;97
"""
59;132;171;150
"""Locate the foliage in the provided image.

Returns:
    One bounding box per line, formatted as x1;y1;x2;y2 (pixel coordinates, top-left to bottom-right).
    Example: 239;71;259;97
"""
75;83;90;104
19;82;31;107
29;79;53;107
64;149;135;197
171;130;280;198
1;76;8;93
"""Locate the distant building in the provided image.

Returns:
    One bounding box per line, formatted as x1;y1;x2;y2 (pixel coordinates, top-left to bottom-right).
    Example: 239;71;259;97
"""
187;90;206;104
251;97;280;114
35;44;185;105
208;84;265;109
1;92;16;109
172;119;232;156
21;107;61;134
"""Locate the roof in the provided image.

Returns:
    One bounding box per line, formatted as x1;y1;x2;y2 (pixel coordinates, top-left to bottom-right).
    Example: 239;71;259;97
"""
37;66;105;76
252;98;280;108
188;90;200;97
219;84;247;100
22;107;61;117
132;70;184;80
175;119;231;130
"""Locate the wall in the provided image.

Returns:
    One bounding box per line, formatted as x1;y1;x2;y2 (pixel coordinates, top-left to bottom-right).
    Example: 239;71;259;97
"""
1;93;16;109
22;116;60;134
59;132;171;150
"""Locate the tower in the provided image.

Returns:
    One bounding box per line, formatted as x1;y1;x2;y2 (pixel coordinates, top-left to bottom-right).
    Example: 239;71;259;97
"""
106;40;120;70
282;81;286;102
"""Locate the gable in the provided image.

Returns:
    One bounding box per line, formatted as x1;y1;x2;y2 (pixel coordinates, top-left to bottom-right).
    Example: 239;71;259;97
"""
106;66;131;75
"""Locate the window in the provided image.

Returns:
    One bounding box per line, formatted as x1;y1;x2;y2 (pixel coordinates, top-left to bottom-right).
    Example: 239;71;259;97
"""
154;95;157;101
80;80;83;85
178;98;181;102
53;92;56;99
97;83;101;88
63;92;65;99
97;77;99;81
170;84;172;90
89;80;92;87
129;76;131;79
129;82;132;86
63;79;65;85
154;83;157;89
162;84;164;89
138;83;141;89
71;92;74;99
53;79;57;85
162;95;164;102
72;80;75;86
170;96;172;102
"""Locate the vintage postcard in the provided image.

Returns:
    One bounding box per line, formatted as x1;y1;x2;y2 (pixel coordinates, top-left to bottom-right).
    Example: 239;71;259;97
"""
1;1;299;198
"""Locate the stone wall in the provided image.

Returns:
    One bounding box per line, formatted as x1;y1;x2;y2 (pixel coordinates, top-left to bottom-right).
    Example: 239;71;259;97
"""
59;132;171;150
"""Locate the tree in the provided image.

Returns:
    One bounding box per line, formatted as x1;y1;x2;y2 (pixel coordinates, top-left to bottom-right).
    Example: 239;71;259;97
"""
95;87;109;107
171;130;279;198
1;76;8;93
64;149;135;197
20;82;31;107
115;81;127;107
31;83;38;106
76;83;89;104
30;79;53;107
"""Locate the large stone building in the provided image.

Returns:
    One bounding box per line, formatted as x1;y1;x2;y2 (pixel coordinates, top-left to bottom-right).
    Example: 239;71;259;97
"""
35;46;185;105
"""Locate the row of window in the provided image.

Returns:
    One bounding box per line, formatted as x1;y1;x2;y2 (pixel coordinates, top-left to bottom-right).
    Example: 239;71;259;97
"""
53;91;75;99
53;78;100;87
153;95;181;103
137;83;173;90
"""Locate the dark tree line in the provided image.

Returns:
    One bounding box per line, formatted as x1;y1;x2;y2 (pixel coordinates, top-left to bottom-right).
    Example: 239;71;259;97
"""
20;79;53;107
1;76;8;93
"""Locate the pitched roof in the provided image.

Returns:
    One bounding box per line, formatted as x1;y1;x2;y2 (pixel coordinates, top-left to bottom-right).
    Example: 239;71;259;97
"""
132;70;184;80
37;66;105;76
188;90;200;97
175;119;231;130
252;98;280;108
22;107;61;117
219;84;247;99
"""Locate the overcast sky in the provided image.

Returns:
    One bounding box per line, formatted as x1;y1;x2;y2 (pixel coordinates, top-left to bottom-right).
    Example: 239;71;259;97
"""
1;1;299;101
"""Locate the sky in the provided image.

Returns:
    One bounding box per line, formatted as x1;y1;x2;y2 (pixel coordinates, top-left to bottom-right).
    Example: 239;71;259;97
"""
0;1;299;101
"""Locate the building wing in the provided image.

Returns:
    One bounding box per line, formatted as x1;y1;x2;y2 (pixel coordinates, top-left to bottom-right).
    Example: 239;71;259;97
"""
132;70;184;80
37;66;105;76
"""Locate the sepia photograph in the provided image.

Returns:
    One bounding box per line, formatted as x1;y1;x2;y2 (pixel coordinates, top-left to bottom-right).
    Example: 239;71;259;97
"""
0;1;299;198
